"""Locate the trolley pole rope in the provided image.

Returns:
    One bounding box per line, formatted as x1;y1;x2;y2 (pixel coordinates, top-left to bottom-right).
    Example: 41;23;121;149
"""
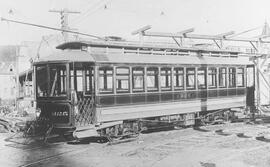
1;17;105;40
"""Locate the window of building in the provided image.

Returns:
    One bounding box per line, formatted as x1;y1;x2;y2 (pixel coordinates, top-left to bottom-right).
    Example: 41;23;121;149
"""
219;68;227;88
208;68;217;88
99;67;113;93
237;68;244;87
85;68;94;95
197;68;206;89
116;67;129;93
147;67;158;91
161;68;171;90
186;68;195;89
173;68;184;90
132;67;144;92
229;67;236;87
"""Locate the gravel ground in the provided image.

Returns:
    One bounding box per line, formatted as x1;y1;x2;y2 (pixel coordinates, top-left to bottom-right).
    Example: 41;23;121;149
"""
1;123;270;167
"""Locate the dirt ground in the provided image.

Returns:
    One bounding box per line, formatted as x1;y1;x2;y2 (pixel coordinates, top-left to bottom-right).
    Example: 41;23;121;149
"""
1;123;270;167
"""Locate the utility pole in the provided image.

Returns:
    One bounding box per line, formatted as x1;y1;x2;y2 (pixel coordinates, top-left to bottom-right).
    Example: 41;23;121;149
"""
49;8;80;41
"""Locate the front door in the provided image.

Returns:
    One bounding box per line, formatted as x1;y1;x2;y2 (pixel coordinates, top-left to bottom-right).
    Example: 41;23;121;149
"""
69;63;96;127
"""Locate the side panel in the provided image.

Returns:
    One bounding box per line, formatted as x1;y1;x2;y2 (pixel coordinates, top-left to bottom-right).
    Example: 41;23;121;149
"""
96;96;245;122
96;88;246;106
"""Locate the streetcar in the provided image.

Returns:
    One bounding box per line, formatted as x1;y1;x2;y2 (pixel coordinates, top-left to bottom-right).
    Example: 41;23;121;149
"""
33;39;255;138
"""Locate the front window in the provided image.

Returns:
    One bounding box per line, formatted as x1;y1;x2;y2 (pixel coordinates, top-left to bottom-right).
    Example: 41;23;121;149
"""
36;64;67;97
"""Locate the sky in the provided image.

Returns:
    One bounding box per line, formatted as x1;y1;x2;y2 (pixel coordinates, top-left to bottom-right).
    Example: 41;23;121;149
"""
0;0;269;45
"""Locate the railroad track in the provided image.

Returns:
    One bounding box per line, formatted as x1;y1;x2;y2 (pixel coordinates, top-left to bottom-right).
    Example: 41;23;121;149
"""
19;146;89;167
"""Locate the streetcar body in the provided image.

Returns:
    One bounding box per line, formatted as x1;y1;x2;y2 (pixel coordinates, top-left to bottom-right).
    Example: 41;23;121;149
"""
33;40;255;135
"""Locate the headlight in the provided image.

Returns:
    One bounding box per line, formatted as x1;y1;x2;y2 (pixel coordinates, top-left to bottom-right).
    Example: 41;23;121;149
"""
36;108;41;118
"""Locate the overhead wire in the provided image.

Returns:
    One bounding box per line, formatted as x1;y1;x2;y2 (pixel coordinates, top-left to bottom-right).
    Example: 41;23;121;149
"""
73;0;109;25
1;17;104;40
69;0;100;23
71;0;109;25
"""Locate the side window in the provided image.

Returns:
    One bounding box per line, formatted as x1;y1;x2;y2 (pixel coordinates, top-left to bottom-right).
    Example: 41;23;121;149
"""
99;67;113;93
173;68;184;90
229;67;236;87
161;68;171;90
70;69;83;92
147;67;158;91
85;67;94;94
197;68;206;89
186;68;195;90
219;67;227;88
116;67;129;93
132;67;144;92
208;68;217;88
237;68;244;87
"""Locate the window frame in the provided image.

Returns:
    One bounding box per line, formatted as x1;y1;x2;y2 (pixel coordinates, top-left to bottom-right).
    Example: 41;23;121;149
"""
218;67;227;88
146;67;159;92
35;63;68;98
186;68;196;90
228;67;236;88
59;68;67;94
116;67;130;93
84;67;94;95
132;67;144;92
197;67;207;89
236;67;245;87
98;66;114;94
173;67;184;90
208;67;217;89
160;67;172;91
